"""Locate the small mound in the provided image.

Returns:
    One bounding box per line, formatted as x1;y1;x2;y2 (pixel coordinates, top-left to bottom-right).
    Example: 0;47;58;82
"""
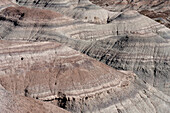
1;6;63;20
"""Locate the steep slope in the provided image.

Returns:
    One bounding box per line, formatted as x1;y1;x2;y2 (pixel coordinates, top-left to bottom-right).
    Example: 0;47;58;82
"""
1;6;63;20
0;40;169;113
0;0;170;112
16;0;121;24
0;4;170;96
90;0;170;11
0;84;70;113
90;0;170;28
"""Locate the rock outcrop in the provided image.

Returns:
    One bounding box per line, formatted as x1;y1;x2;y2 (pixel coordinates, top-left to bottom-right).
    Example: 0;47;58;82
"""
0;40;169;113
1;6;63;20
90;0;170;28
0;84;70;113
90;0;170;12
1;3;169;96
0;0;170;113
16;0;121;24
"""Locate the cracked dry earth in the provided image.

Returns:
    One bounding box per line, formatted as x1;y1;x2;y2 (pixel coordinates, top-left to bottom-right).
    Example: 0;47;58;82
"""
0;0;170;113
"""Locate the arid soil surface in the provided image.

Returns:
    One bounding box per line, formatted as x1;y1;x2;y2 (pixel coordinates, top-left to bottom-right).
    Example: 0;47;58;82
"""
0;0;170;113
90;0;170;28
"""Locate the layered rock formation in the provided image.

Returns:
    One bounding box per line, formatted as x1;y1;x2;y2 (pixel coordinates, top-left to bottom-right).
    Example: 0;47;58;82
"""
90;0;170;11
16;0;122;24
0;84;70;113
0;40;169;113
0;0;170;113
1;2;170;95
1;6;63;20
90;0;170;28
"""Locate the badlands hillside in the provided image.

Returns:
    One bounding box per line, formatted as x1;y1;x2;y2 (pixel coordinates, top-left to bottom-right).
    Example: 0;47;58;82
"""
0;0;170;113
90;0;170;28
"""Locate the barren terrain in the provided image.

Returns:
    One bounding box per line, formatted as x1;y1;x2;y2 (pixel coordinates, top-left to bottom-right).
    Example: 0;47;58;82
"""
0;0;170;113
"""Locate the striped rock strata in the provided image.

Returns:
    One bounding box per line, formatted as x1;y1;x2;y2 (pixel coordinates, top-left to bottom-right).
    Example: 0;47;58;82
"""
90;0;170;12
90;0;170;28
0;84;70;113
16;0;121;24
0;40;169;113
0;3;170;96
0;1;170;112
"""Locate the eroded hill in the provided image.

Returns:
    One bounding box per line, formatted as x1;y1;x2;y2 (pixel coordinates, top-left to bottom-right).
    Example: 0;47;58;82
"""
90;0;170;28
0;0;170;113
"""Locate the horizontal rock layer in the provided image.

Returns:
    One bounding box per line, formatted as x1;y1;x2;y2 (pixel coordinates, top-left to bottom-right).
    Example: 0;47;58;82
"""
90;0;170;28
0;84;70;113
0;3;170;95
0;0;170;113
0;40;169;113
16;0;122;24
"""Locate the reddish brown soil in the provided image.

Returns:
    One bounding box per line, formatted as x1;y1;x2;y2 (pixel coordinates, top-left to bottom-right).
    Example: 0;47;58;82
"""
1;6;63;20
140;10;170;28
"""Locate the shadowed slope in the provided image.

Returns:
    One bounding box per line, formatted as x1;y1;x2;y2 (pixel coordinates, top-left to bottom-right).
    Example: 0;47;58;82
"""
0;1;170;112
1;6;169;95
90;0;170;28
0;40;169;113
16;0;121;24
0;84;70;113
